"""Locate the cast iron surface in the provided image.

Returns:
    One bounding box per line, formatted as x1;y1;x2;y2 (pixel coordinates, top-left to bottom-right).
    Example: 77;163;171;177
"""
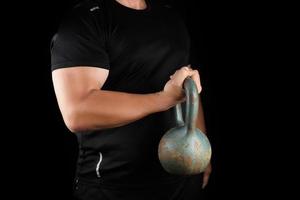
158;77;212;175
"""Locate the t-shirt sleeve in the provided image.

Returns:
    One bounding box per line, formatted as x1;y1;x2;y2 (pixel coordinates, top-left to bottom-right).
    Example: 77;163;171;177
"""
50;8;110;71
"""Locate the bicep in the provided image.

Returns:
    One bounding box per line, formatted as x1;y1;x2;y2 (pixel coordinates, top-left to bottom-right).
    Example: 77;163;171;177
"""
52;66;109;112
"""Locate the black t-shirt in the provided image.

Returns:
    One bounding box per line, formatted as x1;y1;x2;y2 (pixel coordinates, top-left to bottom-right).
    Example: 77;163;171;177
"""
51;0;191;187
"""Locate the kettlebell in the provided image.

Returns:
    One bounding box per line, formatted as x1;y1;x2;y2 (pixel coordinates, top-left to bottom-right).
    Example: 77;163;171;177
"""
158;77;212;175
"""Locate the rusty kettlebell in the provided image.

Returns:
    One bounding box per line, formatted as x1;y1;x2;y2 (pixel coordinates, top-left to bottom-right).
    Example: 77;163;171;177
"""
158;77;212;175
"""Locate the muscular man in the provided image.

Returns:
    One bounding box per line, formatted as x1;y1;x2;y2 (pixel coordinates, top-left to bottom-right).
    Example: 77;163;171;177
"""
51;0;211;199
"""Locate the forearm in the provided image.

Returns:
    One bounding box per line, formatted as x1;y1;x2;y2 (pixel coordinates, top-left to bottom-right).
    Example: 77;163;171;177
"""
67;90;176;132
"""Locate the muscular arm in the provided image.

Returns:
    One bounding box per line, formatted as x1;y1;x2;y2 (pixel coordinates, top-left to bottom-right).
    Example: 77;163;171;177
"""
52;67;177;133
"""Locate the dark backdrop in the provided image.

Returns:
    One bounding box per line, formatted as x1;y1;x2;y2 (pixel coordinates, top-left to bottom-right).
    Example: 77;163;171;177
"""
4;0;284;199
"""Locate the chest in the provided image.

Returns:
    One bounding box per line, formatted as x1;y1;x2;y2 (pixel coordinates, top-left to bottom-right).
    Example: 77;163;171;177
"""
101;9;190;91
107;12;189;65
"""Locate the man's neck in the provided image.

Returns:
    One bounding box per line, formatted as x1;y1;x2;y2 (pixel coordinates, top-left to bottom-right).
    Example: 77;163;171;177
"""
115;0;147;10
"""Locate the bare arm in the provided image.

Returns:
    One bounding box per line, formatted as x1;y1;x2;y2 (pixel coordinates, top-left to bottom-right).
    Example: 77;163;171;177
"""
52;66;199;133
53;67;176;132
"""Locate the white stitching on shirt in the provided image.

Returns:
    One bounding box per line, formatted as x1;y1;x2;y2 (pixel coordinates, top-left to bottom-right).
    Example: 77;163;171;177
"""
96;152;103;178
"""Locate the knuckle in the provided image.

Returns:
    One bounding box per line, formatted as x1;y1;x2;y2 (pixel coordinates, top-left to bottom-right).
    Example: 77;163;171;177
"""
182;70;188;76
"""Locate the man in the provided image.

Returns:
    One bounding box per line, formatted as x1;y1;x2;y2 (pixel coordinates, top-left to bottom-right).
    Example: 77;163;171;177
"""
51;0;211;199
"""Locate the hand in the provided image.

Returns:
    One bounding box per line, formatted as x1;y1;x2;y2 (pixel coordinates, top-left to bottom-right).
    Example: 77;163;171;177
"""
202;162;212;189
163;65;202;105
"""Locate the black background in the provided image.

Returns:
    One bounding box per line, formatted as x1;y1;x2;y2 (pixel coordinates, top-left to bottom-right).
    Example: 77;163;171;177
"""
4;0;288;199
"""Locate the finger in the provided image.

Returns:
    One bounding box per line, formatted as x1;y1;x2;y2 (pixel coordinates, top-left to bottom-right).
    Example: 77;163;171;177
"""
173;68;194;86
190;70;202;93
183;65;192;71
170;68;196;91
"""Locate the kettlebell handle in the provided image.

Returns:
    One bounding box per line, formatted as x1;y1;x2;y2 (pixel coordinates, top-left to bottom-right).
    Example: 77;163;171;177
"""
174;77;199;131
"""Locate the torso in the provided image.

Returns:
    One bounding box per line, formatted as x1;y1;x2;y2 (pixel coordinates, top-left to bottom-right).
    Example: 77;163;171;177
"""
74;0;191;186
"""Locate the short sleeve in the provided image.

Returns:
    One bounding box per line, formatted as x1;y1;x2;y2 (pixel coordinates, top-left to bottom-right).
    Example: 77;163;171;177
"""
50;7;110;71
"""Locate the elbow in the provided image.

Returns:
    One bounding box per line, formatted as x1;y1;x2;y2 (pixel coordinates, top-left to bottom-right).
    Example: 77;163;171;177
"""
63;109;89;133
65;120;83;134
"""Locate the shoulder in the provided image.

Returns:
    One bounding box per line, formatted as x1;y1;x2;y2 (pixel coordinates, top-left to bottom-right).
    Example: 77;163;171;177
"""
58;0;107;32
51;0;109;51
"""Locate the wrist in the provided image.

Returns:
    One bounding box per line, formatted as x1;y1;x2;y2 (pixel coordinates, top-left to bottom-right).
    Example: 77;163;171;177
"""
156;91;178;112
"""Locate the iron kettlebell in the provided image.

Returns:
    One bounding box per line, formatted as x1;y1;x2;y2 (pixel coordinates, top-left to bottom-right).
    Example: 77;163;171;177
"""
158;77;212;175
